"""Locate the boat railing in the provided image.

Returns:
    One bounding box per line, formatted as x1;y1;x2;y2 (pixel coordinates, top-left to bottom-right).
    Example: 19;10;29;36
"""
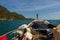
0;29;17;40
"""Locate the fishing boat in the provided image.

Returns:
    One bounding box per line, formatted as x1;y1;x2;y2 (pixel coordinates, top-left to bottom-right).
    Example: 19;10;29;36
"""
0;14;54;40
11;14;55;40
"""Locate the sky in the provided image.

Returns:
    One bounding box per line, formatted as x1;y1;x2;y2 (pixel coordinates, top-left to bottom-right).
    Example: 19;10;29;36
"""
0;0;60;20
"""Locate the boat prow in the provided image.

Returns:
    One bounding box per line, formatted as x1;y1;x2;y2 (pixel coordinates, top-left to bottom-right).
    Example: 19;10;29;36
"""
12;14;55;40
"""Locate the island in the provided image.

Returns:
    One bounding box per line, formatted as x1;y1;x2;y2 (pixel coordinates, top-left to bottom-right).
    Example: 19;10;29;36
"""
0;5;33;20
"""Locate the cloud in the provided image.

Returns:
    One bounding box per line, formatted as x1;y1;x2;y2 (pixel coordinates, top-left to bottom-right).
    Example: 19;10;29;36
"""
45;11;60;20
1;0;60;11
39;11;60;20
15;2;60;11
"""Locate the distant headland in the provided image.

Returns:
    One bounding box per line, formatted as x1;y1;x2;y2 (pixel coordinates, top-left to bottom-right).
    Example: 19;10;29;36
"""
0;5;33;20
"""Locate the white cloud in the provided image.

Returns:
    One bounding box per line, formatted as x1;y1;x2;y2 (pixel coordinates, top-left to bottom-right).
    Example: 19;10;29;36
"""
17;2;60;11
45;12;60;20
2;0;60;11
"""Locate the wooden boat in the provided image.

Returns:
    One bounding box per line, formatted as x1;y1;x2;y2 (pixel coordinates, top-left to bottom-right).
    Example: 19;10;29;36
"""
12;14;54;40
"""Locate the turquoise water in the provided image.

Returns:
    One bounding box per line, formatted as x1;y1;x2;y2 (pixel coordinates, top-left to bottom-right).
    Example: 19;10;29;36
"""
48;20;60;25
0;20;60;40
0;20;32;40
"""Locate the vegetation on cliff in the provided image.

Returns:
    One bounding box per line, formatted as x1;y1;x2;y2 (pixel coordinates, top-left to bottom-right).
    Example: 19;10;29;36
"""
0;5;26;20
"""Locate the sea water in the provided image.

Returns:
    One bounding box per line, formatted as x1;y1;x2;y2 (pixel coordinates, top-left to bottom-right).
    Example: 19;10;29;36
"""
0;20;32;40
0;20;60;40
